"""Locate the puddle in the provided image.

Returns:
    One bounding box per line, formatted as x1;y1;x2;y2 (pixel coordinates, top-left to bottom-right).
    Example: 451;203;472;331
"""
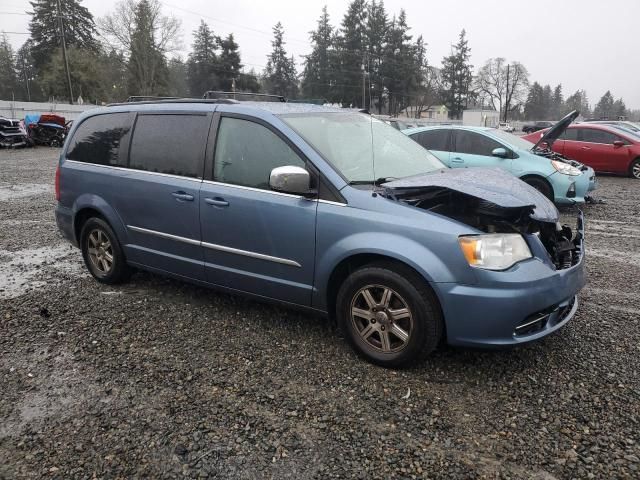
0;244;85;299
0;183;52;201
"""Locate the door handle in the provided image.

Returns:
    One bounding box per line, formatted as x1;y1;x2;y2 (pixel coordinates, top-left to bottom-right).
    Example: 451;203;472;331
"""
580;146;591;150
172;191;194;201
451;156;464;163
205;197;229;207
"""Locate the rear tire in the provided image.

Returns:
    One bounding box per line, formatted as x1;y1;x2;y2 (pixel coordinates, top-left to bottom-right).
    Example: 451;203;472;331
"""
522;176;554;202
80;217;131;284
630;158;640;179
336;262;443;368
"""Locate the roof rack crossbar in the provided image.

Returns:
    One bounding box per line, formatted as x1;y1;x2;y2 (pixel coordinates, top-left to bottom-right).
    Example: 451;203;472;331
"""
107;98;239;107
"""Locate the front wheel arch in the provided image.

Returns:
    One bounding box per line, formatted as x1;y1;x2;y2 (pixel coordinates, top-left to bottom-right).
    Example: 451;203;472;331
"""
520;175;555;202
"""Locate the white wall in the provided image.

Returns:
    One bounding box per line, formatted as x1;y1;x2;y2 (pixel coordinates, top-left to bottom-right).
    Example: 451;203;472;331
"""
463;110;500;127
0;101;99;121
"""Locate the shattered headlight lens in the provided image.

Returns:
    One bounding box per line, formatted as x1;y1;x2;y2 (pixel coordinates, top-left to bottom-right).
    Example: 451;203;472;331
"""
551;160;581;176
458;234;532;270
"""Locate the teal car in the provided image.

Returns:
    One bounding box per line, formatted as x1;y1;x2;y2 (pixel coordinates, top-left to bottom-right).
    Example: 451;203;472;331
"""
403;112;597;205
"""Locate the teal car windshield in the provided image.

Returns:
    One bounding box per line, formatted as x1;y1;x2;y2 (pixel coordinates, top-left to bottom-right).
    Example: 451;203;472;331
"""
281;113;445;183
490;129;535;150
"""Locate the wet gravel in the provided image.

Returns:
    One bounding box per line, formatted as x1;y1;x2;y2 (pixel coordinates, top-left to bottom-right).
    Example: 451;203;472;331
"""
1;147;639;479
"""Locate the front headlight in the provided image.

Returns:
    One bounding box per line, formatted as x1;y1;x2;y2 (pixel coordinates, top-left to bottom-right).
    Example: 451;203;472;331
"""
551;160;581;176
458;234;532;270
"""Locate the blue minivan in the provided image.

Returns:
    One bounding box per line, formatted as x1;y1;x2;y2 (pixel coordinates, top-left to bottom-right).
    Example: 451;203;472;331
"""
55;100;586;367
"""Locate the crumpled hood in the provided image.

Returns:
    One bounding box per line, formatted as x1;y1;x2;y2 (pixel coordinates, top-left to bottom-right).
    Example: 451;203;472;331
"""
383;167;559;223
532;110;579;150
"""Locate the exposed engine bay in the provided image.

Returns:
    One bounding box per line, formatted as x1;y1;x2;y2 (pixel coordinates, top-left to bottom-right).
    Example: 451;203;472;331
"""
383;186;583;270
533;147;590;172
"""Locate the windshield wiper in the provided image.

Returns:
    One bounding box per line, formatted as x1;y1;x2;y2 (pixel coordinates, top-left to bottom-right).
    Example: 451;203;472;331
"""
348;177;398;186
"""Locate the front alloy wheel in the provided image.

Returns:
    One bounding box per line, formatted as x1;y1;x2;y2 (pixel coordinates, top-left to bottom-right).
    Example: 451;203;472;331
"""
350;285;413;353
337;262;443;367
631;159;640;179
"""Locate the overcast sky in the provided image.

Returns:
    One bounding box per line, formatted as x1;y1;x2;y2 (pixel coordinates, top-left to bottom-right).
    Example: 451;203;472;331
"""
2;0;639;109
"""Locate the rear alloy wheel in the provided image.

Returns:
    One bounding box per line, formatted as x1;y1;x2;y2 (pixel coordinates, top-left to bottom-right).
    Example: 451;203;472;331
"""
630;159;640;179
337;263;442;367
523;177;554;202
80;217;131;284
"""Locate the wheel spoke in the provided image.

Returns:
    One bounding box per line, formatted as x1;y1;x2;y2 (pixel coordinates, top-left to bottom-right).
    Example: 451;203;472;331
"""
361;289;377;309
359;323;376;340
104;250;113;262
389;307;410;321
99;258;109;272
88;247;98;256
379;330;391;351
102;240;111;250
390;324;410;344
380;288;392;308
89;232;98;247
352;307;372;320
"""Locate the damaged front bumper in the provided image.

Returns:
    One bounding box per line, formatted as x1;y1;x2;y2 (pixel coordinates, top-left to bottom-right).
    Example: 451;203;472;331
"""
435;212;586;347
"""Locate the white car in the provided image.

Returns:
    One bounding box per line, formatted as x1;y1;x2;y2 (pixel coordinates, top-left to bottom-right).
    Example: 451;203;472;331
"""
498;122;515;133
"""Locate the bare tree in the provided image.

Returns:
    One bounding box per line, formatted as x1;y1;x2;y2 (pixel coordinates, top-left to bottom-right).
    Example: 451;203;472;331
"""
475;57;529;121
414;65;442;118
98;0;182;95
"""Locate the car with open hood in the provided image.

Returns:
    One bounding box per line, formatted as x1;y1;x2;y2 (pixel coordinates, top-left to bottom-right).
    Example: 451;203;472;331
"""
403;111;597;204
523;121;640;179
55;101;585;367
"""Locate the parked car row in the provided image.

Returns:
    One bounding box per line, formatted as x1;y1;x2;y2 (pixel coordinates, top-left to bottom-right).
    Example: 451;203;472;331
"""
55;98;586;367
403;111;598;203
0;113;71;148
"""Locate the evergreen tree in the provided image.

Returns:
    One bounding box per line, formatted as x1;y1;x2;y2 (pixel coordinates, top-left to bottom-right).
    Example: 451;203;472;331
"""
612;98;627;119
29;0;98;71
187;21;219;96
301;6;335;101
440;29;473;119
237;68;261;93
383;10;417;115
166;57;188;97
336;0;367;107
593;91;615;119
263;22;298;98
40;46;105;102
523;81;544;119
218;33;242;91
100;49;128;102
0;34;19;100
15;40;42;101
551;84;563;119
563;89;590;117
128;0;169;95
541;84;553;119
365;0;388;112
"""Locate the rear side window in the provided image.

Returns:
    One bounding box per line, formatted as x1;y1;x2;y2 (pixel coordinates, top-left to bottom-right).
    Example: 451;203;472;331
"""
66;113;133;166
454;130;502;156
213;117;305;190
411;130;450;151
560;128;578;141
129;114;210;178
580;129;619;145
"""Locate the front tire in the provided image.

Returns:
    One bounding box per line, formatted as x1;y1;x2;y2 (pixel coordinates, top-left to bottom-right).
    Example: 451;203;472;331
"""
630;158;640;179
336;262;443;367
80;217;131;284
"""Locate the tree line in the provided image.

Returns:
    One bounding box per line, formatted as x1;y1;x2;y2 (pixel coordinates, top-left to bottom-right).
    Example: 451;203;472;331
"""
0;0;635;121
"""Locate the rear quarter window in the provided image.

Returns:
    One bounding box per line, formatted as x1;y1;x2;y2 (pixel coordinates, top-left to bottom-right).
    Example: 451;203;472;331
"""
66;113;133;166
129;113;210;178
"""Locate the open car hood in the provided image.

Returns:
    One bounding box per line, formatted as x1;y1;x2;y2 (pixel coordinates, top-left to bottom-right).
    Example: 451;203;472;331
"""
383;167;559;223
532;110;579;150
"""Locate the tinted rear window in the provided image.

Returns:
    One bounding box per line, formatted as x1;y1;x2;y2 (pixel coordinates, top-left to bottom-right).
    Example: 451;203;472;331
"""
129;114;210;178
66;113;133;166
411;130;450;151
454;130;502;156
580;129;619;144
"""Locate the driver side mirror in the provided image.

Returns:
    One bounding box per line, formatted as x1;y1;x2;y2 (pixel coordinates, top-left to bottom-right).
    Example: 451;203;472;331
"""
491;147;509;158
269;165;316;197
613;140;625;148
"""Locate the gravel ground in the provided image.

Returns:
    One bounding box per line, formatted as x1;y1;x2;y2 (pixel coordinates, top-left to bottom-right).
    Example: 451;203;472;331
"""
1;147;639;479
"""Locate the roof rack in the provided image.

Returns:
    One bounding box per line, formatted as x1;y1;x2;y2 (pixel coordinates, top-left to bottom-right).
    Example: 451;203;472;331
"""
125;96;181;102
202;91;286;102
107;98;239;107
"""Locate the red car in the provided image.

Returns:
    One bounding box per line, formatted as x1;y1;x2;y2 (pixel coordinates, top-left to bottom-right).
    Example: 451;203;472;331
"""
523;123;640;179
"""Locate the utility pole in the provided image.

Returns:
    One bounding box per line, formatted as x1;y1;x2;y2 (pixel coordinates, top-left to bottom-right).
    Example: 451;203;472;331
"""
56;0;74;104
361;53;366;110
22;55;31;102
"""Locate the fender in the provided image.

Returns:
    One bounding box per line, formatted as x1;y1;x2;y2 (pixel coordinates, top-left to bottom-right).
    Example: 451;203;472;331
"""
312;231;475;311
71;193;128;245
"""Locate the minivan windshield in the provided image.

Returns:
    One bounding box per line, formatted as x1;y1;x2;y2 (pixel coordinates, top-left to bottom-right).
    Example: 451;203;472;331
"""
281;113;445;183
